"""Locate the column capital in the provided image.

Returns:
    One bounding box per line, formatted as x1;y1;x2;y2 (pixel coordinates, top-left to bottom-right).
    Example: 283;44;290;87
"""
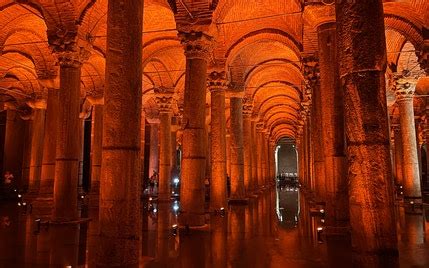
55;48;91;68
242;96;253;117
154;87;174;113
179;31;213;60
147;117;161;124
27;99;47;110
207;70;228;92
394;74;417;102
256;122;265;132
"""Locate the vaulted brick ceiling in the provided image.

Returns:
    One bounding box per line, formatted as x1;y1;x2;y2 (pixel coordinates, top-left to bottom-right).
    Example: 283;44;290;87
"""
0;0;427;142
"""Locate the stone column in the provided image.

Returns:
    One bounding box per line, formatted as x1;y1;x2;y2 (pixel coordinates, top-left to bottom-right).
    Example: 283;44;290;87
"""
178;31;212;226
229;94;245;200
155;91;173;200
2;105;25;188
89;101;103;203
27;102;46;196
305;56;325;201
52;50;87;222
251;120;258;191
170;120;179;179
38;88;59;201
21;118;32;190
226;132;231;178
317;22;348;232
395;81;422;201
256;124;264;189
97;0;143;266
242;97;253;193
208;70;227;210
262;131;269;186
148;120;160;178
336;0;398;265
393;125;404;186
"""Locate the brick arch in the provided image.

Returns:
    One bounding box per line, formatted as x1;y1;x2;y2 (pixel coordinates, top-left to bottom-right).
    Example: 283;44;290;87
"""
251;81;302;101
225;28;302;60
2;30;56;79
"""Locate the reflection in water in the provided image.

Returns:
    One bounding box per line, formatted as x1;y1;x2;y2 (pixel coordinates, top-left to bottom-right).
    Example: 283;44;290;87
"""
276;185;299;229
0;188;429;267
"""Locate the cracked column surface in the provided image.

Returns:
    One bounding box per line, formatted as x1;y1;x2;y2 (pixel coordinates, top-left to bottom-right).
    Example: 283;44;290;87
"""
336;0;398;265
97;0;143;266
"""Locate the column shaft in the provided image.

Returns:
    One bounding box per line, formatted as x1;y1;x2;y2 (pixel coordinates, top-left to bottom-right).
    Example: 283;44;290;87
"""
53;63;81;222
28;109;46;194
149;123;159;177
98;0;143;265
397;96;421;198
318;22;348;229
311;79;326;200
256;129;264;189
210;88;227;209
336;0;398;264
158;111;172;200
229;97;245;198
243;116;252;193
39;89;59;197
251;121;258;190
179;32;211;226
393;127;404;186
90;104;103;198
3;109;25;188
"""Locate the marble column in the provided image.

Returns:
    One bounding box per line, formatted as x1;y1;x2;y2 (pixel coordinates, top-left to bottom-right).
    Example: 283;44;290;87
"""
262;131;269;186
52;51;86;222
208;71;227;210
21;119;32;190
251;120;258;191
309;79;325;200
97;0;143;266
2;105;25;188
336;0;398;265
38;88;59;201
226;132;231;178
148;120;159;178
317;22;348;232
393;125;404;187
89;102;103;203
242;98;253;193
256;124;264;189
229;95;245;199
178;31;212;226
170;120;179;179
395;83;422;201
27;102;46;195
155;92;173;200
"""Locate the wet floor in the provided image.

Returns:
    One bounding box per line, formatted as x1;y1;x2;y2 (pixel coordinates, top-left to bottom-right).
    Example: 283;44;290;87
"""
0;187;428;267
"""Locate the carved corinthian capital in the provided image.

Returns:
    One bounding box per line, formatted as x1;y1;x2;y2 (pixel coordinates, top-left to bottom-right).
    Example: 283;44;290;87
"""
179;31;213;60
